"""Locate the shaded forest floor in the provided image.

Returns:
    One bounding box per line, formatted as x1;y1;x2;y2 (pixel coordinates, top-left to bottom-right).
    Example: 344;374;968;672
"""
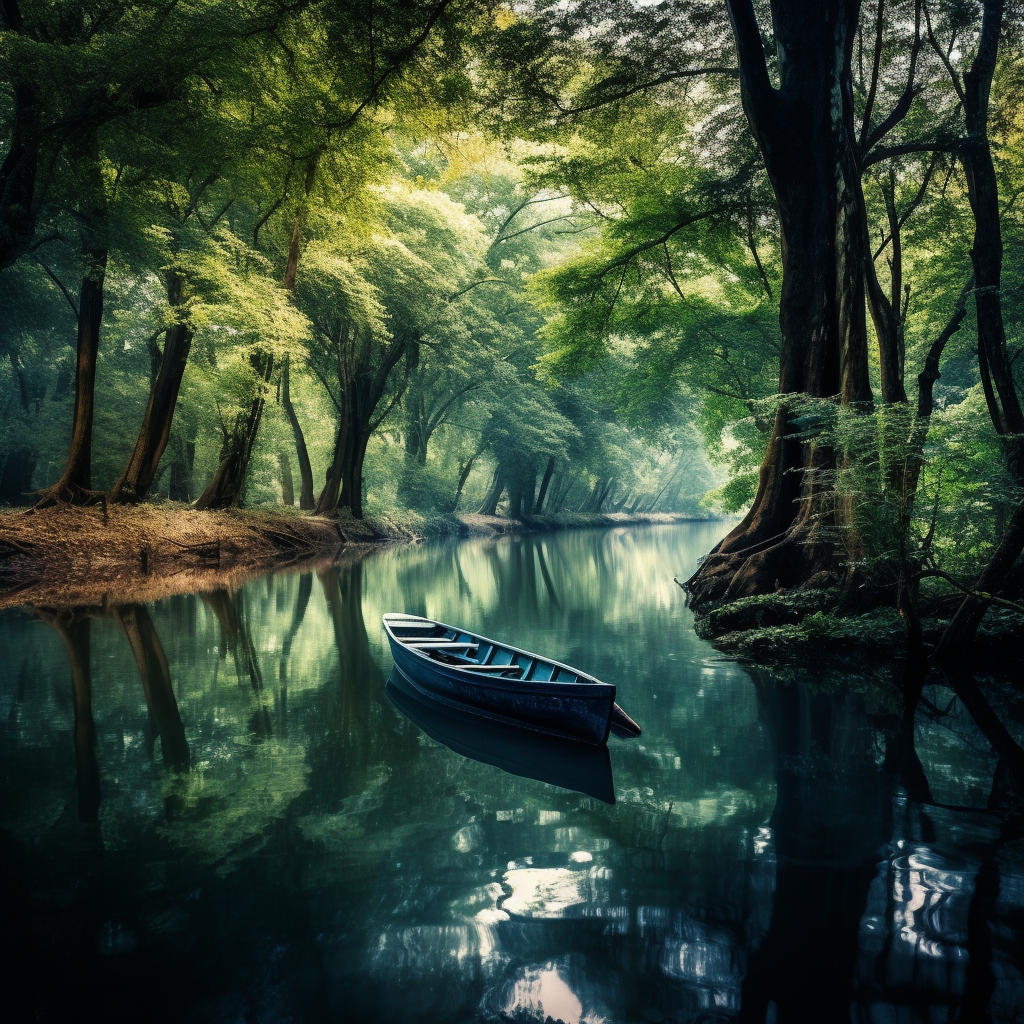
0;503;705;610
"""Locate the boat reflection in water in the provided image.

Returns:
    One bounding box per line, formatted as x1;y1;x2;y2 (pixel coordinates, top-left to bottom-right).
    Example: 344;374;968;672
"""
385;668;616;804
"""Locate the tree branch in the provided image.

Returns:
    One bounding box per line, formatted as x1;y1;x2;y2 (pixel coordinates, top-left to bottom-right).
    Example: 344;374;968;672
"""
561;67;738;118
725;0;776;127
30;254;79;318
324;0;453;134
863;140;957;168
863;0;923;154
918;568;1024;617
859;0;887;153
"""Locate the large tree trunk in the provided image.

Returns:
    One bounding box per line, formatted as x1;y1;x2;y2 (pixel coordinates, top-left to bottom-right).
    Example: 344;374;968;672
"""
685;0;872;609
937;0;1024;653
476;465;505;516
35;125;110;508
533;456;556;514
315;327;411;518
107;271;194;503
315;405;371;518
280;357;314;509
0;59;40;272
34;246;108;507
0;448;35;505
195;350;274;510
506;468;535;521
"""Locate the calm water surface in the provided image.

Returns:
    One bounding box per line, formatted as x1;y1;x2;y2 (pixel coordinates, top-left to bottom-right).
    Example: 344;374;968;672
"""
1;523;1022;1023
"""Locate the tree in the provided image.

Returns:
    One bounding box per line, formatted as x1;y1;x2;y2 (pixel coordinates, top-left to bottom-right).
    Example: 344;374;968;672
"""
302;186;486;517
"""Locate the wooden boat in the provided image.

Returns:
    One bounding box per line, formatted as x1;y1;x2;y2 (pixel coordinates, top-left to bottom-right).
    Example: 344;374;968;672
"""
385;669;615;803
382;613;641;746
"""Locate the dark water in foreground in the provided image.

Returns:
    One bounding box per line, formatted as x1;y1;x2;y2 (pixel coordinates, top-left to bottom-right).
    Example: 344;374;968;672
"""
1;524;1022;1023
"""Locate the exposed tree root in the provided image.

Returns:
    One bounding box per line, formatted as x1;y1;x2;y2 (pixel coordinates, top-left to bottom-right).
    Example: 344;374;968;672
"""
32;480;108;514
685;520;842;611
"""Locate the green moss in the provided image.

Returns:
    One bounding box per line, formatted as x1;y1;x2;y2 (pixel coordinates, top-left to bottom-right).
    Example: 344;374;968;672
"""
712;608;905;662
697;588;841;639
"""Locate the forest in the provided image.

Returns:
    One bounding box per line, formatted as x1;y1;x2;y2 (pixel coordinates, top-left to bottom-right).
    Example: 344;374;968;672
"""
1;0;1022;653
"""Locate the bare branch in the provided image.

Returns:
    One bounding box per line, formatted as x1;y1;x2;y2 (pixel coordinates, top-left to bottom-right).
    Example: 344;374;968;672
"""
29;254;79;318
923;1;965;103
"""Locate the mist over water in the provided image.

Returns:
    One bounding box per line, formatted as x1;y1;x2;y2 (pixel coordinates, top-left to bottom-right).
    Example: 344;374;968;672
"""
1;524;1021;1023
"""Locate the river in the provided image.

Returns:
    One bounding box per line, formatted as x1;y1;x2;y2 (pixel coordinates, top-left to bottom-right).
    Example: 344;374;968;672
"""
1;523;1021;1022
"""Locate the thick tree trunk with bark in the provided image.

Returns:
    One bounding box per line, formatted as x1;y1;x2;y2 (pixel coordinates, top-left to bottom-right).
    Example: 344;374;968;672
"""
280;357;314;509
507;468;535;520
108;272;194;503
0;76;40;273
34;247;108;507
533;456;556;514
937;0;1024;653
316;406;372;518
195;350;273;510
314;329;411;519
35;125;110;508
477;466;505;516
685;0;872;609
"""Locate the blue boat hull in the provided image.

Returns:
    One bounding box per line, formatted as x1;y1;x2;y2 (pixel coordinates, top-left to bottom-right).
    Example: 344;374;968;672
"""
382;614;616;745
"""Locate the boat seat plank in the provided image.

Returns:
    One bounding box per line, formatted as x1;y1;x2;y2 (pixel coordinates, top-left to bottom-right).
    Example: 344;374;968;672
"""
456;663;524;675
407;641;479;651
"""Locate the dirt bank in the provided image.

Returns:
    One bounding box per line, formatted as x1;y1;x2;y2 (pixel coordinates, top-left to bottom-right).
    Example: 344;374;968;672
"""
0;505;711;610
0;505;364;610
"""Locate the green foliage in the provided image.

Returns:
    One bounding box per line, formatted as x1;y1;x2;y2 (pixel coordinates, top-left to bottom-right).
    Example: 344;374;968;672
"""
2;0;1019;547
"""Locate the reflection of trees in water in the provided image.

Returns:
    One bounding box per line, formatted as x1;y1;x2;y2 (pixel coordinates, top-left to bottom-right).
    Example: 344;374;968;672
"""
38;603;192;825
299;560;417;813
734;663;1024;1024
116;605;189;770
318;562;379;748
857;661;1024;1022
12;532;1024;1022
739;678;890;1022
361;663;1024;1024
201;588;273;738
38;609;101;823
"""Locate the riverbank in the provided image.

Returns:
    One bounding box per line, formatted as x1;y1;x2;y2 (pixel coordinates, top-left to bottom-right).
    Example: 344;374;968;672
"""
0;503;709;610
694;586;1024;673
